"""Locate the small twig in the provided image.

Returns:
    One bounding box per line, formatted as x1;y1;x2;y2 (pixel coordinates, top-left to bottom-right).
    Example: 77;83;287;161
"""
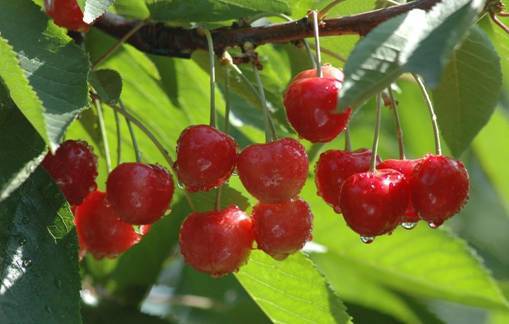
119;99;142;162
370;94;383;172
92;20;145;70
318;0;347;20
387;87;405;159
93;96;112;173
413;74;442;155
113;108;122;165
311;11;323;77
491;12;509;34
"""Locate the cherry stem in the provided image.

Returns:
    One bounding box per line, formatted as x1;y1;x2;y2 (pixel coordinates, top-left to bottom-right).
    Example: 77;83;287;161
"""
113;108;122;165
498;12;509;17
106;103;196;211
344;127;352;151
387;87;405;160
491;12;509;34
311;11;323;77
279;14;317;69
253;65;276;143
413;74;442;155
92;20;145;70
201;28;217;128
318;0;347;20
370;94;383;172
119;99;142;162
93;96;112;173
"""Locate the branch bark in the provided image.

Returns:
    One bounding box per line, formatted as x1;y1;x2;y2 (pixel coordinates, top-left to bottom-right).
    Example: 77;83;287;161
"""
93;0;440;59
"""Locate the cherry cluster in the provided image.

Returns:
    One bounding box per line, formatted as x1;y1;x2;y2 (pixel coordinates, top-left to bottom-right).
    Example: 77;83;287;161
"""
42;140;174;258
176;126;313;277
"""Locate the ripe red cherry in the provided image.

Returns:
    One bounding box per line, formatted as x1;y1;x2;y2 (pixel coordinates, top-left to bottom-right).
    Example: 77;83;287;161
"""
339;169;410;239
411;155;469;228
378;159;420;226
284;76;351;143
175;125;237;192
179;205;254;277
237;138;308;203
315;148;377;213
252;198;313;260
44;0;89;32
106;163;174;225
75;191;140;259
292;65;344;83
42;140;98;205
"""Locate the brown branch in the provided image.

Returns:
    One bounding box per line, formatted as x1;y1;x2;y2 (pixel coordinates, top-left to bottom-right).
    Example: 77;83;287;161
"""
93;0;440;59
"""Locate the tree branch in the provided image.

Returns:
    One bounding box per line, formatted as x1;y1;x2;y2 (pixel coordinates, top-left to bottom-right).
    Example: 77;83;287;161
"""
93;0;440;59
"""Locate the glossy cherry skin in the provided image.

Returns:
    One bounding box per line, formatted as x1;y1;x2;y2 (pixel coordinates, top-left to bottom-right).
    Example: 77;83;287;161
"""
292;65;344;83
315;148;377;213
44;0;89;32
252;198;313;260
284;77;351;143
175;125;237;192
106;163;174;225
237;138;308;203
411;155;469;227
75;191;140;259
339;169;410;237
42;140;98;205
179;205;254;277
378;159;420;224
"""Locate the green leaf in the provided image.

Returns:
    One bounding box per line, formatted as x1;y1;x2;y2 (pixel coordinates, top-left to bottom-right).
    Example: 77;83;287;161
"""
90;69;123;105
433;27;502;157
84;0;116;24
339;0;484;111
147;0;290;23
0;169;81;324
0;1;90;151
0;81;46;202
235;252;351;324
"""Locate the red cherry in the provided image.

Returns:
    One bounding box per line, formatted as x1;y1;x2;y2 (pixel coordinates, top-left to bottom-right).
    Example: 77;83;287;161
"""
42;140;98;205
252;198;313;260
315;148;377;213
75;191;140;259
292;65;344;83
339;169;410;239
411;155;469;228
378;159;421;226
179;205;254;277
284;76;351;143
44;0;89;32
106;163;174;225
237;138;308;203
175;125;237;192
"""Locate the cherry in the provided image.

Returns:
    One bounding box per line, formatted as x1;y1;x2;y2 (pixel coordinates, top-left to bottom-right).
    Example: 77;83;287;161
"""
106;163;174;225
292;65;344;83
175;125;237;192
315;148;377;213
252;198;313;260
179;205;254;277
284;74;351;143
75;191;140;259
44;0;89;32
42;140;98;205
378;159;421;225
237;138;308;203
339;169;410;239
411;155;469;228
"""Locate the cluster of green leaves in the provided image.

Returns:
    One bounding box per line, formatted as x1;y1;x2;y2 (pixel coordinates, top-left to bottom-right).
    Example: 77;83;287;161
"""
1;0;509;323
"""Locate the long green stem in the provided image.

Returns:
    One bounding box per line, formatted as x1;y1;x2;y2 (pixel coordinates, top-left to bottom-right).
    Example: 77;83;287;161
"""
344;127;352;151
114;108;122;165
253;65;275;143
387;87;405;159
119;99;142;162
201;29;217;128
370;94;383;172
106;104;195;210
413;74;442;155
279;14;317;69
311;11;323;77
92;20;145;70
94;97;112;173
